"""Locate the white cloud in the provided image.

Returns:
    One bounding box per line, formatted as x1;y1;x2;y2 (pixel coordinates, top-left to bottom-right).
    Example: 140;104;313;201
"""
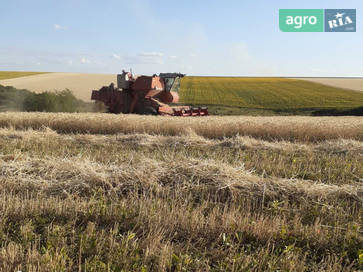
112;54;121;60
169;55;177;59
230;43;250;61
54;24;67;30
81;57;90;64
124;51;165;65
138;52;164;57
189;53;198;57
68;60;73;65
125;55;164;65
181;65;193;70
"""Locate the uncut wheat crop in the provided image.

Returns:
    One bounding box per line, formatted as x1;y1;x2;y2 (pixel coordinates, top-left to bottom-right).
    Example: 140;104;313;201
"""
0;112;362;271
179;77;363;109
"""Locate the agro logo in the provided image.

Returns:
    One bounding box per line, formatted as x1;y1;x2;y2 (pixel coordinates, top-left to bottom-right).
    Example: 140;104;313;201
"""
279;9;324;32
279;9;356;32
325;9;356;32
286;15;317;29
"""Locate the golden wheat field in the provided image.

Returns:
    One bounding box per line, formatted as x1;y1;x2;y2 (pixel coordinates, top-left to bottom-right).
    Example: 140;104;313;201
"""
0;112;362;271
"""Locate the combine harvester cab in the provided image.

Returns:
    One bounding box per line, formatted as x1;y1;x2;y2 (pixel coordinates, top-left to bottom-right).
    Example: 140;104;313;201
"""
91;71;208;116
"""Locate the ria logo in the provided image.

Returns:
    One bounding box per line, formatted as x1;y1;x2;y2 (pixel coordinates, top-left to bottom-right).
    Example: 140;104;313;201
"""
279;9;356;32
325;9;356;32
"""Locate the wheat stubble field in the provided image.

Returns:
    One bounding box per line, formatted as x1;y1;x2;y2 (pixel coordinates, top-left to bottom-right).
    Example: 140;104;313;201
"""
297;78;363;93
0;112;362;271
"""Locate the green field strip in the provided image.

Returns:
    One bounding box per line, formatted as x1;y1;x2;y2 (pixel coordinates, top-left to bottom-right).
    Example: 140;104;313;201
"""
0;71;49;80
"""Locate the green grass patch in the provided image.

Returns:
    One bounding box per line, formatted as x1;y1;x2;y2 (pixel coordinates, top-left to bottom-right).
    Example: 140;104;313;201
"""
0;71;48;80
180;77;363;115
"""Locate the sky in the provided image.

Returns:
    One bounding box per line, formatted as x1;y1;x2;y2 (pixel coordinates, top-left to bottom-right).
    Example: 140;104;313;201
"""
0;0;362;76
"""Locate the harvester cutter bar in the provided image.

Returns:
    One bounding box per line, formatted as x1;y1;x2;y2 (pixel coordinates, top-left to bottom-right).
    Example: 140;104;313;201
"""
173;107;209;116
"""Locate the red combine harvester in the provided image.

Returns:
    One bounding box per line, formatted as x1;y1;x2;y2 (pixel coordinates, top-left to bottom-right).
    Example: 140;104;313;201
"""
91;71;208;116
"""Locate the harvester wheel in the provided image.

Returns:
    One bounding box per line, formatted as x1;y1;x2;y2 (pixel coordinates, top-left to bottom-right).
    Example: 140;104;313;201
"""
107;107;117;114
141;106;158;115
